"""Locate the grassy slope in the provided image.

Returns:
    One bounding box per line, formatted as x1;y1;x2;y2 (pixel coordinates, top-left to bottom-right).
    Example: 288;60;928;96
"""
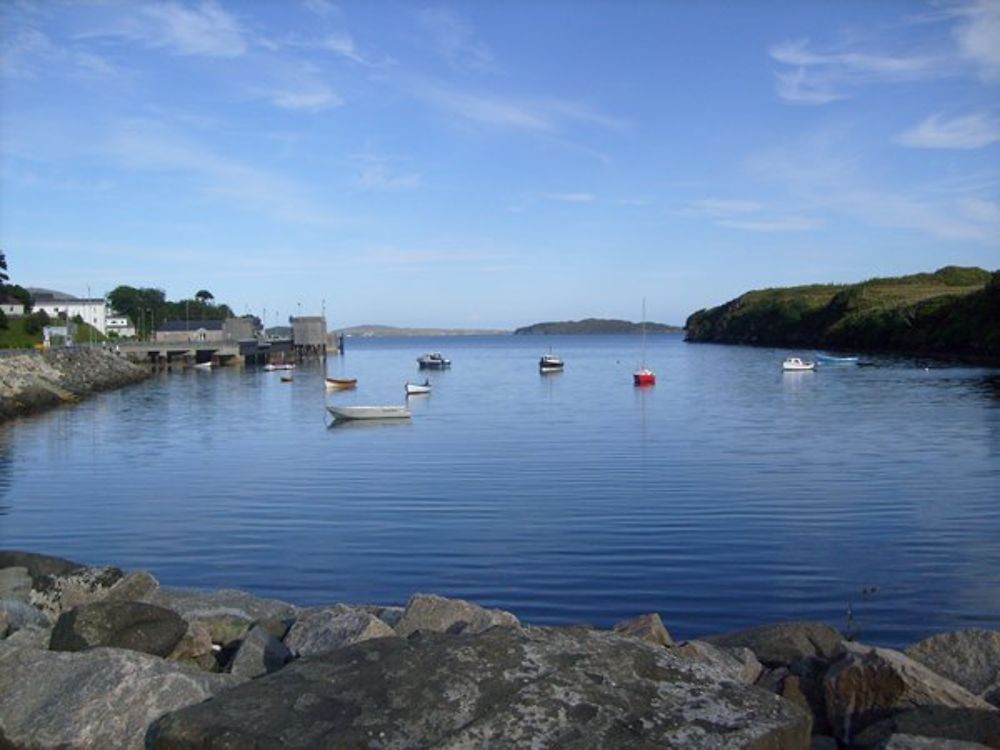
685;266;1000;359
0;319;42;349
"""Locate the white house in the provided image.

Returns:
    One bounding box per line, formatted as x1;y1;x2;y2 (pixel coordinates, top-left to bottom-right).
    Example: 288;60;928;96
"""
1;295;25;317
106;314;136;338
27;288;108;334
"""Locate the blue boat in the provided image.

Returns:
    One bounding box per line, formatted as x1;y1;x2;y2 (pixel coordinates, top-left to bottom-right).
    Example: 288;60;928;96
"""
815;353;860;365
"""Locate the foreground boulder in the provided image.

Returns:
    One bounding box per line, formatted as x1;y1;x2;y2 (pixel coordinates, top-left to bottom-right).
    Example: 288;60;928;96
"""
393;592;520;636
824;641;996;742
850;705;1000;748
0;642;241;750
905;629;1000;706
147;626;811;749
50;601;187;657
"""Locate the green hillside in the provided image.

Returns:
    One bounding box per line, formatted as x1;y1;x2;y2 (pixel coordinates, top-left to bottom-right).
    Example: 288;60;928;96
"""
685;266;1000;360
514;318;682;335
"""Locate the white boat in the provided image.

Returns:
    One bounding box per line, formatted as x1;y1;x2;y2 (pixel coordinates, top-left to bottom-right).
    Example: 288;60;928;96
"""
327;405;411;421
264;363;296;371
782;357;816;372
539;353;564;371
193;361;213;369
417;352;451;369
815;353;860;366
405;380;432;395
325;377;357;391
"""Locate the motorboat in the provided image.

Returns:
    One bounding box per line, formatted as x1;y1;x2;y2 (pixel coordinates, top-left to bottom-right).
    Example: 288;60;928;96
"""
263;363;296;371
327;405;411;421
815;353;860;366
782;357;816;371
325;377;358;391
539;353;564;371
417;352;451;369
280;376;293;383
405;380;432;395
193;361;213;369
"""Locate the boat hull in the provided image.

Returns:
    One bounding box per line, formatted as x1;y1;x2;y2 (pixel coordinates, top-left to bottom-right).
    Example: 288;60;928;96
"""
634;370;656;386
405;383;432;395
815;354;859;365
326;378;357;390
327;406;411;421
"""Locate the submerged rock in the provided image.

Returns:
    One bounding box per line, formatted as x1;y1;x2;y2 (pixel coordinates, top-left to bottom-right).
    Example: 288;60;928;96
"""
0;642;241;750
393;592;520;637
50;600;187;657
147;626;811;749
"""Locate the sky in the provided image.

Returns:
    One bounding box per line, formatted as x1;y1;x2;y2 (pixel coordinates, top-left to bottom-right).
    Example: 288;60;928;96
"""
1;0;999;329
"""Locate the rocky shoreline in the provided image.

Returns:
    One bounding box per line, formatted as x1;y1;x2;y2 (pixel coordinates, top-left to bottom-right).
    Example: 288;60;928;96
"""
1;551;997;748
0;348;151;423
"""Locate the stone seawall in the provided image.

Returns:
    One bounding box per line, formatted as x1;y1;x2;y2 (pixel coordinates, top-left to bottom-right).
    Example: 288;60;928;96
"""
0;348;150;423
1;550;998;749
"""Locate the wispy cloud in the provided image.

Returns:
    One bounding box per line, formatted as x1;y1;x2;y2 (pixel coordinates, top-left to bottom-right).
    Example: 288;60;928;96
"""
717;217;822;232
959;197;1000;222
411;82;624;133
302;0;338;18
950;0;1000;81
261;84;342;112
415;8;494;71
355;164;421;190
100;1;247;58
105;118;332;224
675;197;819;233
541;192;595;203
897;113;1000;149
682;198;764;216
321;32;380;66
1;27;117;79
769;37;940;104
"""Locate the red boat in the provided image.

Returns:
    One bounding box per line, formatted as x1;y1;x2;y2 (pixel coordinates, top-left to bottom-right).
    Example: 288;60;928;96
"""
633;368;656;386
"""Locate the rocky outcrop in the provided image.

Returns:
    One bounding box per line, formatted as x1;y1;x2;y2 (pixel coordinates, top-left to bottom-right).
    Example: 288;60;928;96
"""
147;626;812;749
0;348;150;423
3;549;999;750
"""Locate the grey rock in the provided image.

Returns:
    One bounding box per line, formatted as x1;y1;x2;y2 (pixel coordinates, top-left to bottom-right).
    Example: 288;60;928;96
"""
0;598;51;631
50;600;187;657
228;624;291;679
144;586;301;622
671;640;763;684
809;736;838;750
0;566;31;602
879;734;992;749
255;616;294;641
393;592;520;637
704;620;844;668
30;565;125;619
824;641;995;743
105;570;160;602
0;549;82;585
851;706;1000;749
146;626;812;749
613;612;674;647
0;609;7;639
167;620;217;671
0;642;241;750
285;607;396;657
3;624;51;650
905;629;1000;701
372;604;404;628
758;663;832;736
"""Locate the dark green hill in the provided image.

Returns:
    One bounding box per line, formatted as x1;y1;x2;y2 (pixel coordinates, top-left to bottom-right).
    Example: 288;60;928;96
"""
685;266;1000;360
514;318;682;335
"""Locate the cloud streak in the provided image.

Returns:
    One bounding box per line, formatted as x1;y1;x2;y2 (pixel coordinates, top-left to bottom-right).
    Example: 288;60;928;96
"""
897;113;1000;149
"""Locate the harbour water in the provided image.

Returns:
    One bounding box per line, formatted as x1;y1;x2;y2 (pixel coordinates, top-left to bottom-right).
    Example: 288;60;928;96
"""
1;334;997;646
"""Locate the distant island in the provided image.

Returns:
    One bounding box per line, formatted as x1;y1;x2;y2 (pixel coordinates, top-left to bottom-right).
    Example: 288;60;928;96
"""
338;325;510;337
685;266;1000;361
514;319;682;335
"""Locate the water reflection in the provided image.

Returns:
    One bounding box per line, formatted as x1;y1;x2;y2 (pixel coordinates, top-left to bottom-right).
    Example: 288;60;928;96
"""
0;429;10;515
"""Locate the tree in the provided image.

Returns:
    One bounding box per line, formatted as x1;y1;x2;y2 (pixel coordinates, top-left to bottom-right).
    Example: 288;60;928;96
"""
195;289;214;304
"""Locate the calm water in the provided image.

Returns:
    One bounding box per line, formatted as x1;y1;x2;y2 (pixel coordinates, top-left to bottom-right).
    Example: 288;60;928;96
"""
1;334;998;647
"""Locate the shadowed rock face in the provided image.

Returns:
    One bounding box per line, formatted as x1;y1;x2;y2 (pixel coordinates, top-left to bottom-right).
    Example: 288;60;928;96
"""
50;601;187;657
147;626;812;750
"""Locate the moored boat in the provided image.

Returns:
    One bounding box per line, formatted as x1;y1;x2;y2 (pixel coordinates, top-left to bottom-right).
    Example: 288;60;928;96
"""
539;353;564;371
281;376;293;383
782;357;816;371
405;380;432;395
264;363;296;371
417;352;451;369
633;298;656;386
327;405;411;421
325;377;358;390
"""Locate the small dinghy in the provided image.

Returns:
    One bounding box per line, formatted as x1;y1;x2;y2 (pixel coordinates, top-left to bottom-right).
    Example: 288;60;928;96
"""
405;380;432;395
264;363;296;371
327;405;411;421
326;377;358;391
782;357;816;372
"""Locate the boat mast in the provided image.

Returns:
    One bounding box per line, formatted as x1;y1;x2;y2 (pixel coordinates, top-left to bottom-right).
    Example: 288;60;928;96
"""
640;297;647;369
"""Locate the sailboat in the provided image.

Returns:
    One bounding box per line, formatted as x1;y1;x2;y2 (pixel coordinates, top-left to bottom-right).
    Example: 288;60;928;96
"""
633;298;656;386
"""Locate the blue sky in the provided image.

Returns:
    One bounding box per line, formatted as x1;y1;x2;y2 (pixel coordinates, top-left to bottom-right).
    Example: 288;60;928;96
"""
2;0;998;329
